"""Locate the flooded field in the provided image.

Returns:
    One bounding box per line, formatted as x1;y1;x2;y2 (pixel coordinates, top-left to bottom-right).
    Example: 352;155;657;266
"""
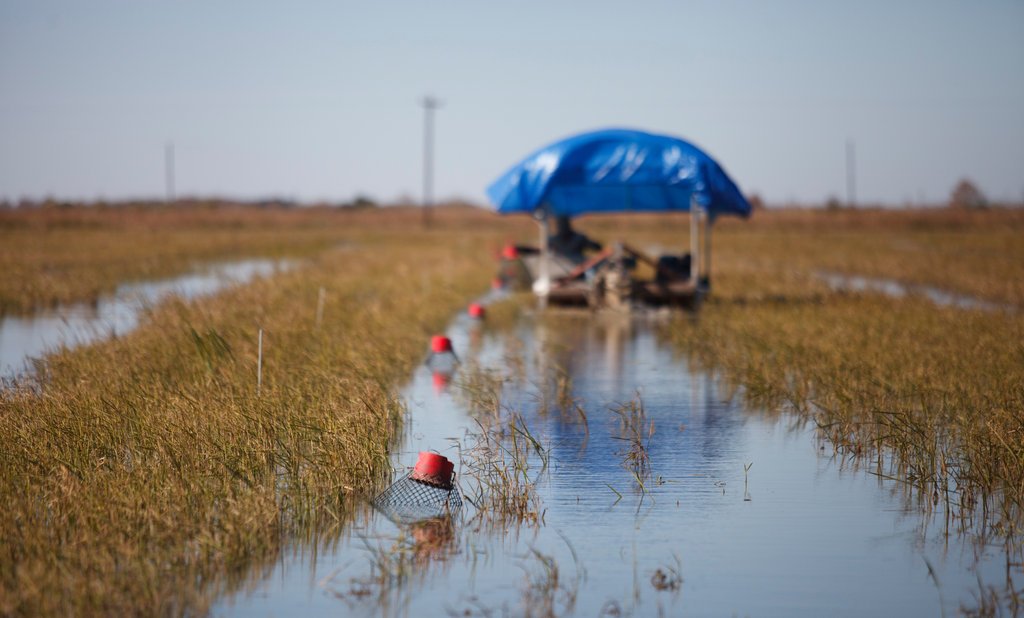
3;206;1021;616
215;301;1017;617
0;258;290;383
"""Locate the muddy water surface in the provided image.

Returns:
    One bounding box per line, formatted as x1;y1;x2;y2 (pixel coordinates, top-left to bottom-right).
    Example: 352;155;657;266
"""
215;305;1016;617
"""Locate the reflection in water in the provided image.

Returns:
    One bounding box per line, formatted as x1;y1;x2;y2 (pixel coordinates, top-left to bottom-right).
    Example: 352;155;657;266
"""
409;517;458;565
0;258;292;383
429;370;451;394
215;307;1019;617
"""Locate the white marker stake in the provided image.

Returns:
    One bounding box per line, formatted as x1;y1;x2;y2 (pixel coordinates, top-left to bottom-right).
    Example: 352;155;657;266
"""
257;328;263;396
315;286;326;329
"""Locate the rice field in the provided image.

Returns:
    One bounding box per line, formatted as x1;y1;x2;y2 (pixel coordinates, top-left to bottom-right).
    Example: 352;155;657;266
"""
1;203;1022;615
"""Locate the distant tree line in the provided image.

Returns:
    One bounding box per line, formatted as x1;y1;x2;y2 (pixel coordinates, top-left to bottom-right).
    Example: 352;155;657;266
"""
0;196;383;210
0;181;1017;211
948;178;988;210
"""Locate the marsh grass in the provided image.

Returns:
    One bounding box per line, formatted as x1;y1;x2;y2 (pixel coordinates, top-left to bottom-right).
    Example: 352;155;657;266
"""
456;351;552;526
454;362;505;420
553;366;573;411
319;520;458;613
0;221;513;615
650;554;683;593
743;462;753;502
0;206;334;313
358;533;417;595
458;410;548;528
0;202;534;314
340;516;458;607
532;358;590;434
519;544;584;618
611;393;654;494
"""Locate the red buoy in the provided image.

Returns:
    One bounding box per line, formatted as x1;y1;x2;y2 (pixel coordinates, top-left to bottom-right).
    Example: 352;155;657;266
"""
501;244;519;260
410;452;456;489
468;303;485;319
431;335;453;353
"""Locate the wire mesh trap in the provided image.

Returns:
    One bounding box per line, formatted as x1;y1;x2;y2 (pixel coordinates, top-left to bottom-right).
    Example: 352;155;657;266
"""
372;452;463;526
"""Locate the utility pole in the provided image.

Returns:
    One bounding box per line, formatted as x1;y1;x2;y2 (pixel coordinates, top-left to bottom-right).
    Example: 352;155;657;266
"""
420;96;442;227
845;138;856;207
165;141;176;204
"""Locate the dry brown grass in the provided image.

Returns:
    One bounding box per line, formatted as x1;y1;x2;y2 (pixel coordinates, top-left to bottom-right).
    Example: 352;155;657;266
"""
0;202;527;313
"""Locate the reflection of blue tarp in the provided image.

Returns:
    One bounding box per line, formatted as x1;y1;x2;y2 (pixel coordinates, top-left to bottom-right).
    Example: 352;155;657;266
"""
486;128;751;220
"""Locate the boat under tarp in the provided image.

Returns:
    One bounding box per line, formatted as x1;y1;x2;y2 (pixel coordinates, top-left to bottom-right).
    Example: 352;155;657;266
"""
486;128;752;309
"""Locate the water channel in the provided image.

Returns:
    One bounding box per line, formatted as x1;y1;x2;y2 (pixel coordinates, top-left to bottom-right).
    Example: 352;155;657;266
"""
816;271;1017;314
215;299;1017;617
0;259;291;383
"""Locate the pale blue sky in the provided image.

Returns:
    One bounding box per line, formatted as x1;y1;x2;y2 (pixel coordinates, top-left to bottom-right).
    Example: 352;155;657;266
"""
1;1;1022;205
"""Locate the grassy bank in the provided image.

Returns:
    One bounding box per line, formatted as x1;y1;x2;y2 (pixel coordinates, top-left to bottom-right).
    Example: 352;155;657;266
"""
0;202;513;313
0;221;508;615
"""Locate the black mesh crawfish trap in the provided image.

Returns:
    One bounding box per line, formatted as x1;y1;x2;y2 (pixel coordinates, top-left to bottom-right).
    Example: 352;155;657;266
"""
373;452;463;526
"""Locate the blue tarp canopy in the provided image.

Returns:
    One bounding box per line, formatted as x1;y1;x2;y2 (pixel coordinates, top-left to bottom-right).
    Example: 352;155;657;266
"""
486;128;751;220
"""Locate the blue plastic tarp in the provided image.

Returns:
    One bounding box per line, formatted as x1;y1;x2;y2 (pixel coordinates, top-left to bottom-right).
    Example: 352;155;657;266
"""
486;128;751;220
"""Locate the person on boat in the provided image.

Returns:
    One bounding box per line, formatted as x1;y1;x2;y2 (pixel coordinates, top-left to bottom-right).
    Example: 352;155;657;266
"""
548;216;602;264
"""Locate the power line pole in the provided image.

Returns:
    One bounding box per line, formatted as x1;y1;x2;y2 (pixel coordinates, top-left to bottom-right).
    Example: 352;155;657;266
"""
420;96;442;227
845;138;856;207
165;141;176;204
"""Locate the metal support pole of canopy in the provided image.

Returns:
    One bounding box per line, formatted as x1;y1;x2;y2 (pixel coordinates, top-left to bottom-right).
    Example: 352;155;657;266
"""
702;211;712;292
534;215;551;304
689;196;701;285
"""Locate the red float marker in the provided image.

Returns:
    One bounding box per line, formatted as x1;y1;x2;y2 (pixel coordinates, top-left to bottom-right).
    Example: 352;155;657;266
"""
468;303;485;319
409;452;456;489
427;335;459;373
501;244;519;260
431;335;453;353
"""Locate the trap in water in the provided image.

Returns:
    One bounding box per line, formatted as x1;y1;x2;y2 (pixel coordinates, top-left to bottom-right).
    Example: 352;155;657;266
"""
373;452;462;525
